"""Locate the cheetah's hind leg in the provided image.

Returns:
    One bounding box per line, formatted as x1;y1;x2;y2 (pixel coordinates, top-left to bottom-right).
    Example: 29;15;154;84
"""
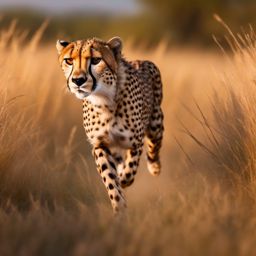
145;107;164;176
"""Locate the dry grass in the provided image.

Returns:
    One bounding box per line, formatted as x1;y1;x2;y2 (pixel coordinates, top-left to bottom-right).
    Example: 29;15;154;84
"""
1;21;256;255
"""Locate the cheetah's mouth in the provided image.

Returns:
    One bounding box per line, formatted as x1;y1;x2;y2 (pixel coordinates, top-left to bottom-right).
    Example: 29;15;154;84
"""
69;78;98;100
77;89;89;94
75;81;97;98
70;87;92;99
76;89;91;98
69;82;95;99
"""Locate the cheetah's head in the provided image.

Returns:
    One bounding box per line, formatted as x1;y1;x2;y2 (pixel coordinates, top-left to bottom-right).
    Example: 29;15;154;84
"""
56;37;122;102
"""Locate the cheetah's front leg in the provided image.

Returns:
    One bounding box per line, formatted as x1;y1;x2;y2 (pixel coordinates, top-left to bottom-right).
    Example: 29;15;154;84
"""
119;145;143;188
93;146;127;213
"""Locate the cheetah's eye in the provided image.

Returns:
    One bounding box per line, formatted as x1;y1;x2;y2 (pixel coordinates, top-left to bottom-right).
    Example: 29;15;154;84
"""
91;57;102;65
64;58;73;65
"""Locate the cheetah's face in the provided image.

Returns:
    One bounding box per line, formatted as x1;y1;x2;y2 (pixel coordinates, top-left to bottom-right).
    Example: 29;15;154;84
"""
56;37;122;101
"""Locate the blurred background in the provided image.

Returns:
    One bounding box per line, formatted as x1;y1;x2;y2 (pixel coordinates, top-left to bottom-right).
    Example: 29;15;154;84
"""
1;1;256;255
0;0;256;46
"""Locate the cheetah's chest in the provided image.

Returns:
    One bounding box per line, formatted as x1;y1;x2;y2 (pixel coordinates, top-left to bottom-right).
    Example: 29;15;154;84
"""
82;105;135;148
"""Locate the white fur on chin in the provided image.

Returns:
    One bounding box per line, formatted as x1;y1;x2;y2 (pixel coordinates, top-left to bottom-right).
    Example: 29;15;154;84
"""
75;92;88;100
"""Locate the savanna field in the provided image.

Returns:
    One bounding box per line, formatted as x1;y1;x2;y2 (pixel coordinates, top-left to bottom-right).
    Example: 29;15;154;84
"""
1;20;256;255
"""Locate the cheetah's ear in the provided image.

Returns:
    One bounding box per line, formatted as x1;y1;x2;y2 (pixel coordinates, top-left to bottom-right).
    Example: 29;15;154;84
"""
107;37;122;59
56;40;70;54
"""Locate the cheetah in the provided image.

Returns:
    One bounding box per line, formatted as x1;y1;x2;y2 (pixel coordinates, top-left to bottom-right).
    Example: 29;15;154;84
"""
56;37;164;213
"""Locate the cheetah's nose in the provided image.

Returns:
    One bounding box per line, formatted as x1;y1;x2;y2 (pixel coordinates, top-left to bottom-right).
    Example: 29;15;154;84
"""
72;77;87;86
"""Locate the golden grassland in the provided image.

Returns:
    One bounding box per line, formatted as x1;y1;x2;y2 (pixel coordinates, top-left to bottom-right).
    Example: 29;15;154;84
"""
1;22;256;255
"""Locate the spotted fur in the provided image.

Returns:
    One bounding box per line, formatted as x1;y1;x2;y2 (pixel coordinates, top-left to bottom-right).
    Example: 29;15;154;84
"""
56;37;164;213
